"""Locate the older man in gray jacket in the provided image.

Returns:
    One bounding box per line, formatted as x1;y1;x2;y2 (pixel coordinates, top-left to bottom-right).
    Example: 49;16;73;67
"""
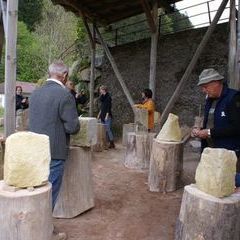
29;61;80;239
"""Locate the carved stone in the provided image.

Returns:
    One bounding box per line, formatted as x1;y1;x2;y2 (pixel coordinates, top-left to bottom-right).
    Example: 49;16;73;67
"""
195;147;237;198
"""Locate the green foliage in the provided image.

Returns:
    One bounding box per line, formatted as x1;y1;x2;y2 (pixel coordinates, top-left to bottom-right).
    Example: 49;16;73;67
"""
0;106;4;118
17;21;46;82
18;0;44;32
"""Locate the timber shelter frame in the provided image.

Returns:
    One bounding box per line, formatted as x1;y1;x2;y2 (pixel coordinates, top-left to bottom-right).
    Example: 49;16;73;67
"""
0;0;239;137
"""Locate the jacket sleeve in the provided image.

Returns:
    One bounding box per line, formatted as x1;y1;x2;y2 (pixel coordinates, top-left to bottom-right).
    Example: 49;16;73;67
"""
135;101;155;113
211;94;240;137
59;93;80;134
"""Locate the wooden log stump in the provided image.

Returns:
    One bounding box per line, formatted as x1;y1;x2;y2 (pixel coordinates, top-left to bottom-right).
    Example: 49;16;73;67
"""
92;123;107;152
148;138;183;193
122;123;135;146
124;132;156;170
53;146;94;218
175;184;240;240
0;181;52;240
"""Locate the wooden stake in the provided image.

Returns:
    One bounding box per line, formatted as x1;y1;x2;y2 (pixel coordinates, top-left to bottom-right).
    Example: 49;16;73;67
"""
149;1;159;99
229;0;237;89
95;26;135;109
235;0;240;89
160;0;229;127
4;0;18;137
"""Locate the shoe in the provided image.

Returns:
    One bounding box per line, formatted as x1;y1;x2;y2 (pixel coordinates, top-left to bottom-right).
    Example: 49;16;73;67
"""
109;141;115;149
52;232;67;240
52;226;67;240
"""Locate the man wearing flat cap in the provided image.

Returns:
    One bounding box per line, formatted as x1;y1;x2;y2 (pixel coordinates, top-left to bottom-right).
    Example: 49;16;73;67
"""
192;68;240;186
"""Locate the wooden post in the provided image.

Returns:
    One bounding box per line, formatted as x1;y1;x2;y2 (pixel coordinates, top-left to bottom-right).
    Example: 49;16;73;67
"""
4;0;18;137
235;0;240;89
95;26;135;110
0;0;7;32
149;1;159;99
160;0;229;127
148;138;183;193
82;17;95;117
0;181;52;240
175;184;240;240
53;147;94;218
229;0;237;89
89;24;96;117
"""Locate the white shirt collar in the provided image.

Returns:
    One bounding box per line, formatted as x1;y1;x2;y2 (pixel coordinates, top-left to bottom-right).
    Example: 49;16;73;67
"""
46;78;65;88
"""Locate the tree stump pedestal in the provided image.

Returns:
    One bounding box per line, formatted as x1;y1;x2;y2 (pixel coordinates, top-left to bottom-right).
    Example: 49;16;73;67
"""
148;138;183;193
53;146;94;218
0;181;52;240
175;184;240;240
123;132;156;169
92;123;107;152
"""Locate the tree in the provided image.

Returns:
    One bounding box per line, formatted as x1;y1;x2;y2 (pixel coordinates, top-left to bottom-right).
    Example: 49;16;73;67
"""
17;21;46;81
18;0;44;32
33;0;79;66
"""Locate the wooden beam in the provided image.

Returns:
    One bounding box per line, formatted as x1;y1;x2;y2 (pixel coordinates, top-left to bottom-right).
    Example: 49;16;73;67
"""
235;0;240;90
81;15;96;117
4;0;18;137
149;0;159;99
95;26;135;110
0;19;4;61
0;0;7;32
160;0;229;127
140;0;157;33
228;0;237;89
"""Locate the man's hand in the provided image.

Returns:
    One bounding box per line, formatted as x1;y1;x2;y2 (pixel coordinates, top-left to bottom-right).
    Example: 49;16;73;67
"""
192;129;209;139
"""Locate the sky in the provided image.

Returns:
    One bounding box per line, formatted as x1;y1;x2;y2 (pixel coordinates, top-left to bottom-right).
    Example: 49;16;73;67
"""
175;0;231;28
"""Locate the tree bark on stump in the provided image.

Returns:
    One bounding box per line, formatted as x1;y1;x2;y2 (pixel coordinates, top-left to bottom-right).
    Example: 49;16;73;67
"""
148;139;183;192
92;123;107;152
53;146;94;218
175;184;240;240
0;181;52;240
124;132;156;169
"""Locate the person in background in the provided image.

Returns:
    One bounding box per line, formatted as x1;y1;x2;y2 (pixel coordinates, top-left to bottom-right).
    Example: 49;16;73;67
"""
97;85;115;149
16;86;28;111
134;88;155;131
191;68;240;188
29;61;80;240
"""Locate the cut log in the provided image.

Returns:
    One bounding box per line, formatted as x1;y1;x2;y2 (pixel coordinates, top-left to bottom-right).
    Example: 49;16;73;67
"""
0;181;52;240
124;132;156;169
175;184;240;240
148;138;183;192
53;146;94;218
122;123;135;146
92;123;107;152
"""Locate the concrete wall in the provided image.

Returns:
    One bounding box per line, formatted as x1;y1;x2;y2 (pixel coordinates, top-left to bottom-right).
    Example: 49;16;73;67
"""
100;23;229;134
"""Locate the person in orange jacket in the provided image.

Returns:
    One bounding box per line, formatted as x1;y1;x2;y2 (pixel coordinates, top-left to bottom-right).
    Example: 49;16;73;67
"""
134;88;155;131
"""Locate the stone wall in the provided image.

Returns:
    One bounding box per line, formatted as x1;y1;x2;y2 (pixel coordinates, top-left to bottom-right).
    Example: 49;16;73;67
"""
99;23;229;134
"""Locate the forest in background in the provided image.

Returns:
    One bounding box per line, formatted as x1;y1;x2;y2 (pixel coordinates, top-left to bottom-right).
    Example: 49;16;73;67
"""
0;0;192;84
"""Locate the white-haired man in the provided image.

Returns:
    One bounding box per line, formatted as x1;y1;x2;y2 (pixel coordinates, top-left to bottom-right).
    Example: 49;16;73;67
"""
192;68;240;187
29;61;80;240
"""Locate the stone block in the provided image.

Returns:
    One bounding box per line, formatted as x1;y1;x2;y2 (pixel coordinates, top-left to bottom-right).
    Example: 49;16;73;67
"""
195;147;237;197
4;132;50;188
157;113;182;142
71;117;97;147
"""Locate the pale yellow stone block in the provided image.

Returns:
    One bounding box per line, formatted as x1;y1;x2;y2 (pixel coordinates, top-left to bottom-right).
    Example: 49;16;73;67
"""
71;117;97;147
157;113;182;142
4;132;50;188
195;147;237;197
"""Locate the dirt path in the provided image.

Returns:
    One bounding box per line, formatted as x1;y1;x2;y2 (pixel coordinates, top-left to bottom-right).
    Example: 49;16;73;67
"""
54;143;199;240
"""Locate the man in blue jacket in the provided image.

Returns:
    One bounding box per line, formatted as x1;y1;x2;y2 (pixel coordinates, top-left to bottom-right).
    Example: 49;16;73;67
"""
29;61;80;240
192;68;240;187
